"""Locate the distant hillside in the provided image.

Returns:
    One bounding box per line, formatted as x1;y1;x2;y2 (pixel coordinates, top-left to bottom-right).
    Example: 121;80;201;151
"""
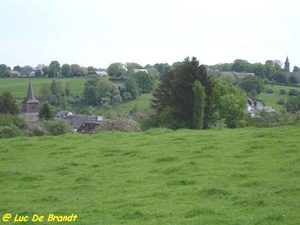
1;126;300;224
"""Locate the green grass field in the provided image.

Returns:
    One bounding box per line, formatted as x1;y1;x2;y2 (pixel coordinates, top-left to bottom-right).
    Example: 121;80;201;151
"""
0;78;87;98
258;84;300;112
1;126;300;224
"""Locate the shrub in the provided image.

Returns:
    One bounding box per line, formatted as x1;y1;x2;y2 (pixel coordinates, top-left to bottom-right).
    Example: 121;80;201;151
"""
280;89;286;95
279;110;300;125
42;120;74;136
95;114;141;132
23;121;49;136
0;114;26;129
266;89;274;94
289;89;299;96
0;125;23;138
277;99;285;105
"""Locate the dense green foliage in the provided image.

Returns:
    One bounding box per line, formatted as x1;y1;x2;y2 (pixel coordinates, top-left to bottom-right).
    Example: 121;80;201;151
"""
133;71;154;93
151;57;214;129
0;64;11;78
0;91;19;115
214;59;290;82
239;75;265;94
192;80;206;129
0;126;300;224
39;102;55;120
125;77;139;99
151;57;246;129
107;62;126;77
285;95;300;113
41;120;74;135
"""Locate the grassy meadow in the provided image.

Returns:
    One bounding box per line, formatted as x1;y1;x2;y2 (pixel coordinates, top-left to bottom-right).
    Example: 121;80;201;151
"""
1;126;300;224
258;84;300;112
0;78;87;98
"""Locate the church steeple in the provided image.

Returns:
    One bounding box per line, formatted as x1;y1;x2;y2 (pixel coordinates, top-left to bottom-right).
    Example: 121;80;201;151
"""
284;56;290;73
21;80;39;113
25;80;38;102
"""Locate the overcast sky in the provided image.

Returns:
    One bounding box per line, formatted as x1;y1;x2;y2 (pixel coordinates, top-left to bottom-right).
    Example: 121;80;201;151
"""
1;0;299;69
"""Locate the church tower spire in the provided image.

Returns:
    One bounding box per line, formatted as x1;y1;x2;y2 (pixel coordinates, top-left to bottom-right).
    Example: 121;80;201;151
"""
21;80;39;113
26;80;37;102
284;56;290;73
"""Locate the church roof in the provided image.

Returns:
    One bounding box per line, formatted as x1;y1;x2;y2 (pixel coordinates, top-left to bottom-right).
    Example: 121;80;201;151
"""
24;80;39;103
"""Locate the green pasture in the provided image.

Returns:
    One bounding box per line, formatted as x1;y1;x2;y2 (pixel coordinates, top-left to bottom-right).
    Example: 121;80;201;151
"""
1;126;300;224
258;84;300;112
0;78;86;98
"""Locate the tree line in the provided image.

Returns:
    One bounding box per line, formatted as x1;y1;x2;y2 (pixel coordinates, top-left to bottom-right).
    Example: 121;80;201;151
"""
213;59;300;84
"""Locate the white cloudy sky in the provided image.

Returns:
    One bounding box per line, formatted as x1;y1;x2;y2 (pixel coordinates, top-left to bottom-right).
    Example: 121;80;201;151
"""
1;0;299;69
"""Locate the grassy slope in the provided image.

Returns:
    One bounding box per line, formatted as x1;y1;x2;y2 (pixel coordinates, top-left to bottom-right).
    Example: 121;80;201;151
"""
1;126;300;225
0;78;86;98
258;84;300;112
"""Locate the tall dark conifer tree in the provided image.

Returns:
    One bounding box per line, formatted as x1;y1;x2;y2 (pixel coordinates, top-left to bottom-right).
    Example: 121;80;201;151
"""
151;57;214;129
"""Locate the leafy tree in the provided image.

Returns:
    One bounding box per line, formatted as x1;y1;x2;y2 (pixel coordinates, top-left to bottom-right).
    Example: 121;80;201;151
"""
35;69;43;77
288;74;298;84
153;63;172;78
13;65;21;72
219;73;235;84
231;59;252;72
125;62;143;72
70;64;85;77
285;95;300;113
83;76;100;105
219;94;246;128
42;120;74;135
125;77;139;99
239;75;265;94
107;63;126;77
214;63;232;71
212;80;246;128
87;66;96;72
285;96;300;113
146;67;160;80
42;66;49;77
273;71;287;83
252;62;265;77
0;91;19;115
97;78;114;99
192;80;206;129
172;62;182;68
134;71;154;93
39;102;55;120
48;61;61;78
20;65;34;76
61;64;71;77
0;64;11;78
151;57;214;129
293;66;300;72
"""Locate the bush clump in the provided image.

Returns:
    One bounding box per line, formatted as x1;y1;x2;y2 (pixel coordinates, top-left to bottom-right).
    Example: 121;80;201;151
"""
0;125;23;138
280;89;286;95
42;120;74;136
23;121;50;136
95;114;141;132
277;99;285;105
289;89;299;96
267;89;274;94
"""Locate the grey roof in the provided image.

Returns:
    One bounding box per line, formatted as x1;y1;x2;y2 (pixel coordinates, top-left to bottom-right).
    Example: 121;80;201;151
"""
63;115;102;129
56;111;73;119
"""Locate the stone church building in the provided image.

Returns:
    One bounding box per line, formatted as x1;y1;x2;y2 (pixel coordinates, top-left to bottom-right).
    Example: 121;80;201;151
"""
20;80;40;122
